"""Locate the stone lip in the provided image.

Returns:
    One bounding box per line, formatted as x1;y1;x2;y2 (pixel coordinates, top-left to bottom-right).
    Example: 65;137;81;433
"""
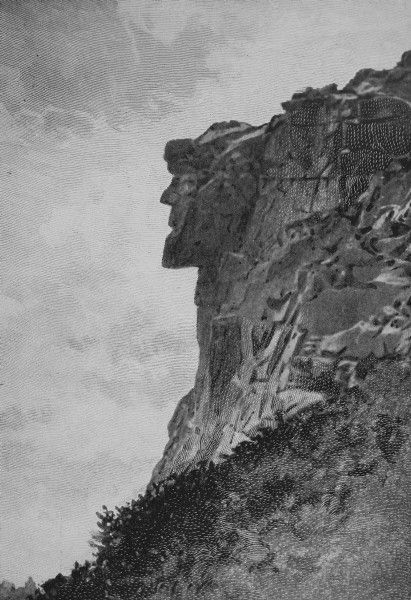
153;52;411;484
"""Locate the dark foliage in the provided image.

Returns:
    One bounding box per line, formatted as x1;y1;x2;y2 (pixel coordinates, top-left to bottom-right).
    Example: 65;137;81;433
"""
32;360;408;600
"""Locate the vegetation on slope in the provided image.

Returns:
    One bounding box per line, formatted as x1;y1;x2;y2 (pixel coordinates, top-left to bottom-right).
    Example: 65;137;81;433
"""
0;580;36;600
23;357;409;600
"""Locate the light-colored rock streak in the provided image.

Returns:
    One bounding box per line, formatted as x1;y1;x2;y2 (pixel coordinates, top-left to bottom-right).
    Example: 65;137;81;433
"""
220;124;268;157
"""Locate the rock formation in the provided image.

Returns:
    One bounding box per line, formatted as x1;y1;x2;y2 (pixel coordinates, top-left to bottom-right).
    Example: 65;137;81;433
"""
31;52;411;600
152;51;411;483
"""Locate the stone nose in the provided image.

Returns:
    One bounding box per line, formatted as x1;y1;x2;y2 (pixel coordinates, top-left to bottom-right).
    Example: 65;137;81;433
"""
160;179;179;206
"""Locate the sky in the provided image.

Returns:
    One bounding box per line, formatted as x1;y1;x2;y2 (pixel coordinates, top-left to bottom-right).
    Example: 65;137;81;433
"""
0;0;410;587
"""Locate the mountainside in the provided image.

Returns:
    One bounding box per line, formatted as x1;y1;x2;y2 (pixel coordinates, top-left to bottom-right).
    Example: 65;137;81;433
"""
21;52;411;600
152;50;411;484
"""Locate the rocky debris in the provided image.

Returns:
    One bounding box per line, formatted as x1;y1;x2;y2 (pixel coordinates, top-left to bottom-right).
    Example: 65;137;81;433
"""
152;53;411;484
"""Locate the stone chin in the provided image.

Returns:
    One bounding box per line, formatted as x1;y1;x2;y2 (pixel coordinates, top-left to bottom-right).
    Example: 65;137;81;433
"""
162;227;218;269
161;230;194;269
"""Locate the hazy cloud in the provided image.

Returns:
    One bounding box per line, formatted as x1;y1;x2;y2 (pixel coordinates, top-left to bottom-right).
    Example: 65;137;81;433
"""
0;0;224;136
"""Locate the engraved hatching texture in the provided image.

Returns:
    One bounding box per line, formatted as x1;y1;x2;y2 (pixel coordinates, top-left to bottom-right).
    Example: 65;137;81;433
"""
152;52;411;484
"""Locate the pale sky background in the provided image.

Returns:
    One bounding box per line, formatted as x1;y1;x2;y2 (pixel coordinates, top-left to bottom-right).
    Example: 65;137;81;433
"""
0;0;409;587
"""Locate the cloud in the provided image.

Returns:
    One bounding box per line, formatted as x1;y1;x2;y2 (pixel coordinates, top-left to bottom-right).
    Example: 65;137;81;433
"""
0;6;203;576
0;0;226;137
169;0;411;128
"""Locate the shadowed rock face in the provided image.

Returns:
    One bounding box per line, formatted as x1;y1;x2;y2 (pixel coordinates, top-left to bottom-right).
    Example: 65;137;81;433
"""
154;52;411;484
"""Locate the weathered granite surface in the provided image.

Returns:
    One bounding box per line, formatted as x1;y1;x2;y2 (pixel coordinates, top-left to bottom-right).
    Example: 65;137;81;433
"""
152;52;411;484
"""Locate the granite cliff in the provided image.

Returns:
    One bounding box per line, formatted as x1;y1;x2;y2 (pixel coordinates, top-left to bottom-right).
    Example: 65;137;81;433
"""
29;52;411;600
152;51;411;484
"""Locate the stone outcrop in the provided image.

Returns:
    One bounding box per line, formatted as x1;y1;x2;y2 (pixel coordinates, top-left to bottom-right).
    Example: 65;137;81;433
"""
152;52;411;484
